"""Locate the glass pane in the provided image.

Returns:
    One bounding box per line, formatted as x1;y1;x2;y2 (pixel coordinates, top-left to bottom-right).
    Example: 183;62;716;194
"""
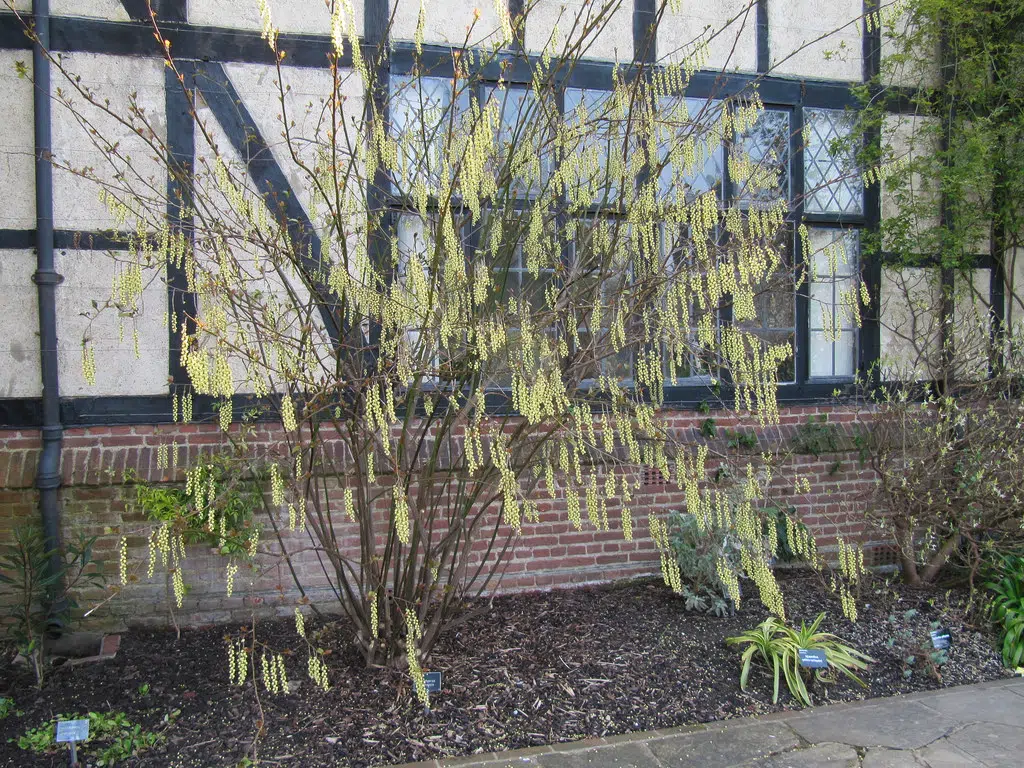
660;224;715;382
485;86;552;199
739;224;795;332
833;331;856;377
657;97;725;202
807;228;860;380
395;214;441;375
472;211;556;387
803;107;864;215
564;88;630;202
573;218;634;383
734;108;790;208
390;76;468;195
809;228;859;279
808;281;833;327
809;330;833;378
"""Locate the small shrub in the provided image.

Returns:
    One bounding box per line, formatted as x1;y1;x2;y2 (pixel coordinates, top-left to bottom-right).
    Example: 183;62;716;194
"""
986;555;1024;669
666;511;741;616
763;506;807;564
0;527;107;686
131;455;261;557
0;698;20;719
884;608;949;681
727;613;872;706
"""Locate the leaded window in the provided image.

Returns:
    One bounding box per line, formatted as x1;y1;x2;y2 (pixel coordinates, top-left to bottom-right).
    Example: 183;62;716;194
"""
803;108;864;216
808;228;859;379
734;108;790;208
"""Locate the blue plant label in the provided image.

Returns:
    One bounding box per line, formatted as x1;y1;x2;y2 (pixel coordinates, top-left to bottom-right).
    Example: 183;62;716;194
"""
55;719;89;743
930;628;952;650
798;649;829;669
424;671;443;693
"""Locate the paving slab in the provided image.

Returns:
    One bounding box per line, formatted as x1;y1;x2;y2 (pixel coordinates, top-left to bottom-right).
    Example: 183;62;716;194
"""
400;680;1024;768
917;686;1024;728
945;722;1024;766
534;743;662;767
644;721;800;768
787;699;958;750
861;747;923;767
754;742;860;767
914;739;985;768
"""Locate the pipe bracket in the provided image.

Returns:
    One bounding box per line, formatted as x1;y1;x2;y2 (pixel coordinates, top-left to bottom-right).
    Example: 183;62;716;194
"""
32;269;64;286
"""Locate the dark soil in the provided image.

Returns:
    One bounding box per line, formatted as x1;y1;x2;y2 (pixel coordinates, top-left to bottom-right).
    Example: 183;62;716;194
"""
0;572;1009;767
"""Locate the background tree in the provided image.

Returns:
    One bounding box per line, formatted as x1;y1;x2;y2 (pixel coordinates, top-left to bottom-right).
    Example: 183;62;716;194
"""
858;0;1024;584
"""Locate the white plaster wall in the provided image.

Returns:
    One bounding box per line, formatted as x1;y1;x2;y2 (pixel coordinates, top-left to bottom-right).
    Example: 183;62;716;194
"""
657;0;757;73
881;113;941;248
525;0;632;63
952;268;991;380
879;266;942;380
0;250;43;398
879;6;941;89
192;88;341;392
56;249;169;396
221;62;364;229
50;54;167;231
189;0;363;36
768;0;863;81
390;0;504;48
0;51;36;230
51;1;131;21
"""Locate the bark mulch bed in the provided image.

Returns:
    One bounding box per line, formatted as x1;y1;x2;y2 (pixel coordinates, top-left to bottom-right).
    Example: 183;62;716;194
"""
0;571;1009;767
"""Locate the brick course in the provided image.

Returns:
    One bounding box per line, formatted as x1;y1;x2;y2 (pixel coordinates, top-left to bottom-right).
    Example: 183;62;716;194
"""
0;405;885;629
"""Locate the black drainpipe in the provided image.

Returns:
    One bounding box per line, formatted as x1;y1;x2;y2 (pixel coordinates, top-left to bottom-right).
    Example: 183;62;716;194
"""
31;0;65;618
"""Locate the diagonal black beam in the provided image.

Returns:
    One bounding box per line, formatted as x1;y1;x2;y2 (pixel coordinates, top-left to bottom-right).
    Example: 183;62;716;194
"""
192;62;341;345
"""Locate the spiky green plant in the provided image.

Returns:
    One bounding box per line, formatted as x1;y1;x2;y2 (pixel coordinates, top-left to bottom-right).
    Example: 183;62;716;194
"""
728;612;872;706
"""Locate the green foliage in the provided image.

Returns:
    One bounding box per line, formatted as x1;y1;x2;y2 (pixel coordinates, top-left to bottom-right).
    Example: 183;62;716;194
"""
131;456;261;557
986;555;1024;668
666;511;739;616
699;418;717;439
0;698;21;719
0;526;107;686
727;613;873;706
791;417;842;457
725;429;758;451
884;609;949;681
855;0;1024;274
763;506;806;564
14;710;171;765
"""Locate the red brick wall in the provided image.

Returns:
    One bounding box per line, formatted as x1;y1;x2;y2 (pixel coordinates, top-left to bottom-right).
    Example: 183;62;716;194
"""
0;405;885;629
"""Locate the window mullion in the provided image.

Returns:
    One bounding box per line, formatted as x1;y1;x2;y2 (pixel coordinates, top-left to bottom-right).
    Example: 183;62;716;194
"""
791;103;810;385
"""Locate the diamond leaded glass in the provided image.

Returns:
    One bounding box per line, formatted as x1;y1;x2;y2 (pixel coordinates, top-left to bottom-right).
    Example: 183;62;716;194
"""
803;108;864;216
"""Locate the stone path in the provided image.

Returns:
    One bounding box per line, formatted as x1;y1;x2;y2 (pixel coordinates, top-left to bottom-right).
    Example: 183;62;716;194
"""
390;677;1024;767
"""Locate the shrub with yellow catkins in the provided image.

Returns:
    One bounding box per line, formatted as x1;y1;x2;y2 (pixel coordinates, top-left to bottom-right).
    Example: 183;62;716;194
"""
63;0;871;675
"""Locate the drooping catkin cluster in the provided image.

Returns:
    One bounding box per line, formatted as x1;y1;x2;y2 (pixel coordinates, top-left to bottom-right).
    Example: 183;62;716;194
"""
227;638;249;686
261;652;289;694
405;609;429;707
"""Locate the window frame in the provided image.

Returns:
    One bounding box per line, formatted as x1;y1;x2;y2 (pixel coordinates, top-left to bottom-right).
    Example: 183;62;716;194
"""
383;47;876;411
